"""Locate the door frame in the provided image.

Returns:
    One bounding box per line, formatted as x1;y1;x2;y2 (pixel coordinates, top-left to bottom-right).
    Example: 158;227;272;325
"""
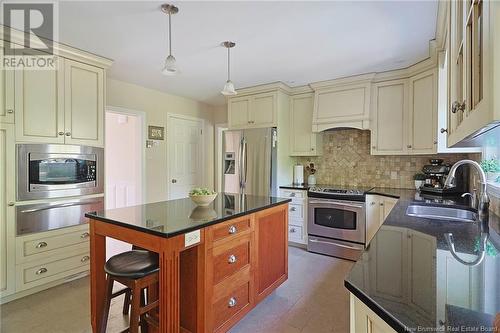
166;113;205;199
215;123;228;193
105;105;147;205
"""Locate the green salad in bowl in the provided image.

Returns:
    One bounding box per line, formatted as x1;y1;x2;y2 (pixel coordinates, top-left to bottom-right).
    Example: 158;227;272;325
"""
189;188;217;206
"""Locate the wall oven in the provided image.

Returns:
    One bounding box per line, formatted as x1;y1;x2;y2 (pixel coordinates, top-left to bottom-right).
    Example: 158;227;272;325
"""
17;144;104;201
307;189;367;261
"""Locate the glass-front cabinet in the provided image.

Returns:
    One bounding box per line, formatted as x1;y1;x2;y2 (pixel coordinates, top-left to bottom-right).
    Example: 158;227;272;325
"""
447;0;499;147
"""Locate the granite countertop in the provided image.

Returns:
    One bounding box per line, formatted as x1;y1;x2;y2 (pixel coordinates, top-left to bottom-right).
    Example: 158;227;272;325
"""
345;191;500;332
85;193;291;238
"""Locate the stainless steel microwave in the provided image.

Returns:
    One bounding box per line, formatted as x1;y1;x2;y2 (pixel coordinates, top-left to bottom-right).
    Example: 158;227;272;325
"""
17;144;104;201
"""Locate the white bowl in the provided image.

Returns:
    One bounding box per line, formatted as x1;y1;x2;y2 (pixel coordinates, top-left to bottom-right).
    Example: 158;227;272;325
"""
189;193;217;207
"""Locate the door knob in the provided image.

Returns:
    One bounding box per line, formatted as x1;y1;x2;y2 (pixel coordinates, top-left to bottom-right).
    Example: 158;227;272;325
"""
171;179;177;183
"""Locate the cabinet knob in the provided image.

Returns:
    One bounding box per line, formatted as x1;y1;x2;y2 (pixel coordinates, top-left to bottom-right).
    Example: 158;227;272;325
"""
290;228;296;233
6;109;14;114
228;254;237;264
372;146;376;149
58;131;64;136
65;132;71;136
311;148;315;151
35;267;48;275
370;202;376;206
433;140;438;145
440;128;448;134
81;255;90;263
228;297;237;308
35;241;48;249
407;145;412;149
289;193;296;197
451;101;466;113
290;207;296;212
80;232;90;239
7;202;15;206
379;203;384;206
228;225;237;234
171;179;177;183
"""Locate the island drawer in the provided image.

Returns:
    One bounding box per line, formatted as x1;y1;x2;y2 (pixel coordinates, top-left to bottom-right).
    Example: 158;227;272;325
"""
16;224;90;263
210;215;253;244
212;234;251;285
212;281;251;332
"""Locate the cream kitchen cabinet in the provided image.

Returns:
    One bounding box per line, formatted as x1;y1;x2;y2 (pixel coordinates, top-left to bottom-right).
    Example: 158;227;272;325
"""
279;188;307;245
63;59;104;147
371;69;437;155
350;293;397;333
365;194;398;244
228;91;277;129
0;123;15;298
447;0;500;146
0;45;14;124
14;57;104;147
289;93;322;156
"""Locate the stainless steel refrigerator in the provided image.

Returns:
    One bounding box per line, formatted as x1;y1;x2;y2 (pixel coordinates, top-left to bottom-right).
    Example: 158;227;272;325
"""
222;127;277;196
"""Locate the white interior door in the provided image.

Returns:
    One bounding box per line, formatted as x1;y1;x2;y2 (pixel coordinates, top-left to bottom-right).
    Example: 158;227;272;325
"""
168;116;203;199
105;110;144;259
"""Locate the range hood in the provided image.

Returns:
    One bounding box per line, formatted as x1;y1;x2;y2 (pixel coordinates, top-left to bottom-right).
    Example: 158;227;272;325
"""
310;75;373;132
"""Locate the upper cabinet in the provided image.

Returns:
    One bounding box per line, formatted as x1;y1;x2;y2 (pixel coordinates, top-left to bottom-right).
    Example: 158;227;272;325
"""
63;60;104;147
447;0;500;146
228;91;277;129
289;93;322;156
0;46;14;124
371;69;438;155
310;78;372;132
1;31;112;147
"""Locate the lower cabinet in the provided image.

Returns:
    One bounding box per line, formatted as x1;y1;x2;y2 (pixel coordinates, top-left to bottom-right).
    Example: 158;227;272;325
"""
205;204;288;333
279;189;307;245
350;293;397;333
365;194;398;245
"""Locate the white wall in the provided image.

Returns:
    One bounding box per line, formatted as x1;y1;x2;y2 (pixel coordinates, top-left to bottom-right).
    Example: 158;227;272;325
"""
106;78;215;203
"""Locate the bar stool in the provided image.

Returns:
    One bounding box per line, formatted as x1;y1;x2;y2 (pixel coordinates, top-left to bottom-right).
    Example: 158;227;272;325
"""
100;250;160;333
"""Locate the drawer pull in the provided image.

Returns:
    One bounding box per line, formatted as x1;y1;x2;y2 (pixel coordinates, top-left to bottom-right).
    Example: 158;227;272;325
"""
370;202;376;206
228;297;237;308
290;228;296;233
290;207;296;212
228;254;237;264
289;193;296;197
35;267;48;275
228;225;237;234
35;242;48;249
81;255;90;263
81;232;90;239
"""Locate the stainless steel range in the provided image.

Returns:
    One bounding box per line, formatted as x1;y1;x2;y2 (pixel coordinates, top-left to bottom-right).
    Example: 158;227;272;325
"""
307;186;371;261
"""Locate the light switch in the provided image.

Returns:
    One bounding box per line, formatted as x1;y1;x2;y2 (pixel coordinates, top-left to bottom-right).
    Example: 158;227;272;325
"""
185;229;201;247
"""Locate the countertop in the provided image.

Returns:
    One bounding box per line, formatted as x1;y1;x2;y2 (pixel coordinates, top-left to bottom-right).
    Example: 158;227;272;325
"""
344;191;500;332
85;193;291;238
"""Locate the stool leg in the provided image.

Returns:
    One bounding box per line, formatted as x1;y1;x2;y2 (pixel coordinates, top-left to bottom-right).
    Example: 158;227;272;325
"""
122;289;131;315
100;276;114;333
129;282;141;333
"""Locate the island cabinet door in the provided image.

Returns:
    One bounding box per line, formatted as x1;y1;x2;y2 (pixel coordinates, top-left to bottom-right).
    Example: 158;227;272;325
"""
255;204;288;303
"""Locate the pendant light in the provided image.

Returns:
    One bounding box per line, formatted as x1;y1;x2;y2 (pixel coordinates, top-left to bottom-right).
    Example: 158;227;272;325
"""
221;41;237;96
161;4;179;76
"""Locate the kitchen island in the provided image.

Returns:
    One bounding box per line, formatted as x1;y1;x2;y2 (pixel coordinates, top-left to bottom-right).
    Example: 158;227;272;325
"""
85;193;291;333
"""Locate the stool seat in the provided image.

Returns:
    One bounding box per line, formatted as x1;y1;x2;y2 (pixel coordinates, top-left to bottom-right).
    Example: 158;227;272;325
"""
104;250;159;279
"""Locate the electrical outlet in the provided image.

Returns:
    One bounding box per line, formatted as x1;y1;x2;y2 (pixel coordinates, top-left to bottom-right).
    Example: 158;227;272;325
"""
185;229;201;247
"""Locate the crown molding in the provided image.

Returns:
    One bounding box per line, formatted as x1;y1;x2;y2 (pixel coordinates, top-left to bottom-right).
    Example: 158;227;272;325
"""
0;25;113;69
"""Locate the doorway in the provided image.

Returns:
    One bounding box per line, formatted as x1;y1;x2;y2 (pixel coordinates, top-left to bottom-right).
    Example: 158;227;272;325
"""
105;106;145;258
167;114;204;199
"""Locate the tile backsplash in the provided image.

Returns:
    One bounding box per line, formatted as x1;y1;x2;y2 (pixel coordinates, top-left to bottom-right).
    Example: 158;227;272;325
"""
296;129;480;189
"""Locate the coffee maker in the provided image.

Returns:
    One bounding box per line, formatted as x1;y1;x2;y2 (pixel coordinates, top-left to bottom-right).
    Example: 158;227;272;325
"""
420;159;469;195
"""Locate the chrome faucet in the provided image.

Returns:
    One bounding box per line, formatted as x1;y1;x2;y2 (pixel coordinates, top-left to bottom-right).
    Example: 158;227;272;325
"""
444;159;489;222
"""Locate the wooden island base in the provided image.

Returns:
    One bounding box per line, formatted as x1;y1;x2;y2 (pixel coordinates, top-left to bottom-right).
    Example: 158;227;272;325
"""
90;203;289;333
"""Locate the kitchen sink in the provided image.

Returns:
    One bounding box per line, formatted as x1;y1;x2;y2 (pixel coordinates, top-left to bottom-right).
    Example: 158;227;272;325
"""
406;205;478;223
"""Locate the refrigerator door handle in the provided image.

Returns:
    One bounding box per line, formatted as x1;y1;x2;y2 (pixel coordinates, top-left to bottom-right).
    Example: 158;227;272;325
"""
243;139;248;186
238;137;244;189
240;138;247;189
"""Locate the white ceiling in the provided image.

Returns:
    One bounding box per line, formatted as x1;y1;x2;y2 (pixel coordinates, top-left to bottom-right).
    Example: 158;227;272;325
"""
57;1;438;106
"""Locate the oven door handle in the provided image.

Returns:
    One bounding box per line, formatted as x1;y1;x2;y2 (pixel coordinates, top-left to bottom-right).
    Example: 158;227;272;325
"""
308;200;364;209
19;200;103;213
309;238;363;250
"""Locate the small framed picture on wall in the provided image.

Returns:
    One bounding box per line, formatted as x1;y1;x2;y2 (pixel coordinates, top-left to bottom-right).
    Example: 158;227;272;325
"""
148;126;165;140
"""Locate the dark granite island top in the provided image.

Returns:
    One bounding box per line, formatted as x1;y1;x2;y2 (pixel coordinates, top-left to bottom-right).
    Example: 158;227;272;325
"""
85;193;291;238
345;193;500;332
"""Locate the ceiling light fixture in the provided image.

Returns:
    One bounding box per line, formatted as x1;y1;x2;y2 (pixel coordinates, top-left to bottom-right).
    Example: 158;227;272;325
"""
161;3;179;76
221;41;237;96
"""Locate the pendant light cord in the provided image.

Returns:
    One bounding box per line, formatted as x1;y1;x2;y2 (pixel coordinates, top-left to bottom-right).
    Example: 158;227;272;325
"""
227;47;230;81
168;11;172;56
